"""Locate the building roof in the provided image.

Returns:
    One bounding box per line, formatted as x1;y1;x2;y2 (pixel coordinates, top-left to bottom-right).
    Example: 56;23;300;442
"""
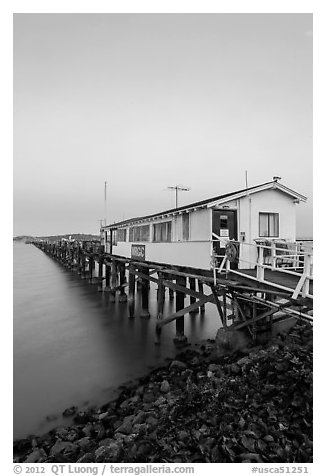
102;180;307;229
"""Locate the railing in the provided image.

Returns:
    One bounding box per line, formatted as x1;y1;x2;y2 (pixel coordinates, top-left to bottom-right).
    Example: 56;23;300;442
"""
211;234;313;299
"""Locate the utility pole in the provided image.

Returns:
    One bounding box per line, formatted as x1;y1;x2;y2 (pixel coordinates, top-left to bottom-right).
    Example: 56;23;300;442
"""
167;185;190;208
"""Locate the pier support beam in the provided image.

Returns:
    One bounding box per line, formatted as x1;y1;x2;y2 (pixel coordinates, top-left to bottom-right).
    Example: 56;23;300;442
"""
88;256;94;282
198;280;205;313
140;267;150;318
157;272;165;320
189;278;198;315
98;257;103;291
168;274;174;300
119;263;128;302
128;265;136;318
175;276;187;343
81;254;86;278
105;262;111;290
109;260;118;302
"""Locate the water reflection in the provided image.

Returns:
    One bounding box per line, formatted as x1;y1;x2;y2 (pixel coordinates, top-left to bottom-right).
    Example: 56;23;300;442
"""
13;243;221;439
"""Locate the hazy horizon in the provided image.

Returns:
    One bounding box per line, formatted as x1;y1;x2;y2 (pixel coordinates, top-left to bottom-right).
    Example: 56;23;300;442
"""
14;13;312;238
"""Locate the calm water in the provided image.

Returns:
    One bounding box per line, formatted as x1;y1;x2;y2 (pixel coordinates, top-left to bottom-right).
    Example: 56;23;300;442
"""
13;243;221;439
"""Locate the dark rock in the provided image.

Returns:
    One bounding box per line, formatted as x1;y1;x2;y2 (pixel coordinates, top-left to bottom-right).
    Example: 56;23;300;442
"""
160;380;170;393
99;437;114;447
146;416;158;428
73;411;90;425
13;438;32;454
177;430;188;442
76;437;95;452
230;363;241;375
95;446;112;463
82;423;94;437
237;356;251;366
76;452;95;463
55;427;69;439
170;360;187;370
95;442;123;462
133;411;146;425
143;392;155;403
98;412;109;421
115;420;133;435
133;423;147;436
25;448;47;463
50;440;79;459
94;424;106;441
66;429;79;442
154;396;167;407
208;363;222;375
63;406;78;417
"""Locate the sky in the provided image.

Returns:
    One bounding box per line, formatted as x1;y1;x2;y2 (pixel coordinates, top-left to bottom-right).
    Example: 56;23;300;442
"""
13;13;313;238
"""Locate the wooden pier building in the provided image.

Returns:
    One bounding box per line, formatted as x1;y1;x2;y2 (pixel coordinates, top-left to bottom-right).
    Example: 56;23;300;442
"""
33;179;312;346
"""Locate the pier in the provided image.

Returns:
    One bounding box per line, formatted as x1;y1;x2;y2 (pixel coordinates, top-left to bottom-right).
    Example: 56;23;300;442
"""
32;238;313;346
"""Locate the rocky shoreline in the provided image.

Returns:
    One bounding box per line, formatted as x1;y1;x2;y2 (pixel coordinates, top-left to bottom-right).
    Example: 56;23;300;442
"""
14;321;313;464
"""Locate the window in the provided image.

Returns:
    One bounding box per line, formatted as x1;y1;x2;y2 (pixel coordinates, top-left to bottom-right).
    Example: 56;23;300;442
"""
182;212;190;240
111;229;117;246
220;215;228;229
129;225;150;242
259;213;279;237
153;221;172;242
117;228;127;242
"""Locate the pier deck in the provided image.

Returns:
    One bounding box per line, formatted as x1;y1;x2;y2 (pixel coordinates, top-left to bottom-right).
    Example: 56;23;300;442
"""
32;240;313;344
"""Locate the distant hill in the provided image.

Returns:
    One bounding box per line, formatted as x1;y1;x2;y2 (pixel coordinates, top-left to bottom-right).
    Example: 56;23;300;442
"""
14;234;100;243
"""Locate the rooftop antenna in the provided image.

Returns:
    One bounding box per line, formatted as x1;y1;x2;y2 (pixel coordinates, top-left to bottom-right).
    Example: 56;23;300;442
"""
167;185;190;208
245;170;248;189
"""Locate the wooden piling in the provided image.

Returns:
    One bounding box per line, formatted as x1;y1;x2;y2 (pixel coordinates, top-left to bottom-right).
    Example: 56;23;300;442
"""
81;254;86;278
169;275;174;301
128;265;136;318
119;263;128;302
189;277;198;314
175;275;187;342
157;272;165;320
105;262;111;290
140;267;150;318
198;280;205;313
88;255;94;282
98;257;103;291
109;259;118;302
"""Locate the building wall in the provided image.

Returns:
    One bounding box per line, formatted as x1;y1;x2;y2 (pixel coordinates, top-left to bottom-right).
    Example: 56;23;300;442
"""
104;188;298;270
110;241;212;269
233;189;297;268
190;208;212;241
104;208;213;269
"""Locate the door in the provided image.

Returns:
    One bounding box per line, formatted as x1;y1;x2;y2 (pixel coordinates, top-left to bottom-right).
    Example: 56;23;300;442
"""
212;209;238;267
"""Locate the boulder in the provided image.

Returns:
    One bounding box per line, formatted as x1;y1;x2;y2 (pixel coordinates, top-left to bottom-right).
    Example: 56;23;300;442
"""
76;437;95;452
50;440;79;459
25;448;47;463
215;327;251;354
76;452;95;463
95;442;123;462
160;380;170;393
62;406;78;417
98;412;109;421
170;360;187;370
115;420;133;435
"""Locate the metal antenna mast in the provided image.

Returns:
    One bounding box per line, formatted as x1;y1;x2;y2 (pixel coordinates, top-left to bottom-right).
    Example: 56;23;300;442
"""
167;185;190;208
